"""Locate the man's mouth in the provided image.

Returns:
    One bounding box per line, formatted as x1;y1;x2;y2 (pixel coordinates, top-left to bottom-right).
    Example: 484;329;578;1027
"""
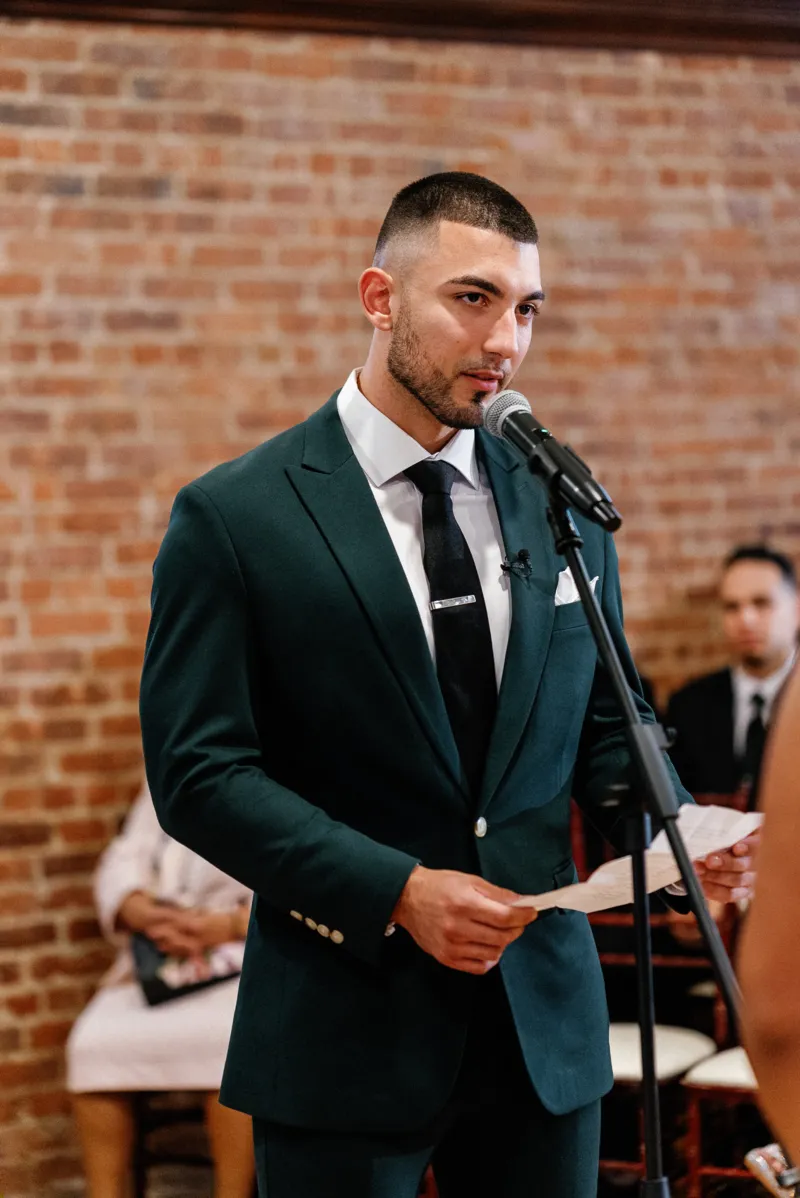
462;371;503;393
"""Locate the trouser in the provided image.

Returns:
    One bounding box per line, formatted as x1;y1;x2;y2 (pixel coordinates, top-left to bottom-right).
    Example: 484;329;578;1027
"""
253;973;601;1198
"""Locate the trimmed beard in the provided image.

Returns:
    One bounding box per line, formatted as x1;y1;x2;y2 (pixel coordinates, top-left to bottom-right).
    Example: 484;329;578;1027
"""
386;306;486;430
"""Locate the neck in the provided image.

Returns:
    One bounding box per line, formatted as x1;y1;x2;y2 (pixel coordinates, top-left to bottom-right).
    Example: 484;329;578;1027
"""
358;358;458;455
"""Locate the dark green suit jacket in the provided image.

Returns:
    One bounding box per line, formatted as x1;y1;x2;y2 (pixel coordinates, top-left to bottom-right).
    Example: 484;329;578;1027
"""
139;394;690;1133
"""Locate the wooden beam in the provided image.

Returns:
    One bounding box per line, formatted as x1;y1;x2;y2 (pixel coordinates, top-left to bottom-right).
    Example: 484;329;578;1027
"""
3;0;800;58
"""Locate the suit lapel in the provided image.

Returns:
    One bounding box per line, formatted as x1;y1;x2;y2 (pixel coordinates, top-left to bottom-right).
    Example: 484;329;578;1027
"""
286;397;464;794
478;433;559;812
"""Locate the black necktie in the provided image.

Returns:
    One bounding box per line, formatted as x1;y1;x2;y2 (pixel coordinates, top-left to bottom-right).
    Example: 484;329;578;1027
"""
405;460;497;798
742;692;766;810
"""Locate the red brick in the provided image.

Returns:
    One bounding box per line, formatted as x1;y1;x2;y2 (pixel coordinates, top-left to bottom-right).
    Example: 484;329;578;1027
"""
0;34;79;61
0;1028;22;1052
0;922;56;949
0;859;33;883
44;883;93;910
100;714;141;737
192;245;263;269
30;612;112;638
0;891;39;916
0;1058;60;1089
93;645;144;671
0;272;41;295
60;752;141;778
41;71;119;97
46;982;95;1012
0;821;51;848
43;852;99;878
0;67;28;90
27;1091;72;1117
30;1020;74;1049
67;917;102;942
41;719;87;741
32;950;109;981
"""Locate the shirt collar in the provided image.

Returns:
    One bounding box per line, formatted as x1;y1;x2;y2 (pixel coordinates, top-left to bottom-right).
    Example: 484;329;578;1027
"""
732;649;797;706
337;369;479;490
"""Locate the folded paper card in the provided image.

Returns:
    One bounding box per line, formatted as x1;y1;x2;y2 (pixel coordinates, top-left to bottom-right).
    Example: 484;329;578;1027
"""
513;803;763;915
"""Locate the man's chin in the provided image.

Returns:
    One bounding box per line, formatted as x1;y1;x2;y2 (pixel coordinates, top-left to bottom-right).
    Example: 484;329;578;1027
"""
439;405;485;431
740;652;767;671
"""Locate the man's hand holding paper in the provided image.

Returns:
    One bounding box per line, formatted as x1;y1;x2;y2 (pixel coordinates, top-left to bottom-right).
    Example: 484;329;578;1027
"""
514;804;762;915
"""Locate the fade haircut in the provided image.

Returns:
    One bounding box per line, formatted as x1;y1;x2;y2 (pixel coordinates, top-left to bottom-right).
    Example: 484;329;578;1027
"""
373;171;538;266
724;544;797;590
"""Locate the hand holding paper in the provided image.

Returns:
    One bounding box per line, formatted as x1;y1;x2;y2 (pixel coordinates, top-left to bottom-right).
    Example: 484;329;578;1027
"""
514;804;762;914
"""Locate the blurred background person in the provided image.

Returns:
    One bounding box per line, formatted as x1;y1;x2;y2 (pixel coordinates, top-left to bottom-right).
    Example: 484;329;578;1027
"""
65;782;255;1198
666;545;799;806
740;666;800;1165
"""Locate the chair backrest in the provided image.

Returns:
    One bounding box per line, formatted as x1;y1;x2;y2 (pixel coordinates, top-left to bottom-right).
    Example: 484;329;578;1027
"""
569;797;742;1047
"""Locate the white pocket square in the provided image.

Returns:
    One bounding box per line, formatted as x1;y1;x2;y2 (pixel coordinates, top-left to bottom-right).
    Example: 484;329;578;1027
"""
554;567;598;606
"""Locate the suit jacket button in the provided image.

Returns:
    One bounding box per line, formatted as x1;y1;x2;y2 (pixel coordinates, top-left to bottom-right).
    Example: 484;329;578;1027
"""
290;910;303;921
305;917;318;931
330;929;344;945
317;924;330;937
474;817;488;838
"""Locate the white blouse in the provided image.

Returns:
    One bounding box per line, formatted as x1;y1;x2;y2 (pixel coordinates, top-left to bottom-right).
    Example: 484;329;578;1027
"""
95;782;251;986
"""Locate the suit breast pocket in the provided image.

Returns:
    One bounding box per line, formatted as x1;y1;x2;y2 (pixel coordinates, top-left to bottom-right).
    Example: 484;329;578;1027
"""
552;601;590;633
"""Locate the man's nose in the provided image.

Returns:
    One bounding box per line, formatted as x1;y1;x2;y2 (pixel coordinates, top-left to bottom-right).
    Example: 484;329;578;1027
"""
483;307;519;361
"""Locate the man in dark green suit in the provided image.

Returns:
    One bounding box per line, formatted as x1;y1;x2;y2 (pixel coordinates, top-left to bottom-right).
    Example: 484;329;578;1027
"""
140;173;756;1197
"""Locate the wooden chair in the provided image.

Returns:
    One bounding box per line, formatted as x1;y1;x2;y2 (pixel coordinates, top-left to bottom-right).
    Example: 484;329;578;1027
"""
131;1091;258;1198
570;796;742;1183
572;795;742;1046
681;1047;766;1198
131;1093;433;1197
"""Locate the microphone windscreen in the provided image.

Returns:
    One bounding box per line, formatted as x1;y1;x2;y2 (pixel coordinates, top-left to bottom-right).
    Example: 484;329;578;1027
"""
482;389;531;438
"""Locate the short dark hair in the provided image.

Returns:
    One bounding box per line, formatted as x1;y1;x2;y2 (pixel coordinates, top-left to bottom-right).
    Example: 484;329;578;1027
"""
374;171;538;263
724;544;797;589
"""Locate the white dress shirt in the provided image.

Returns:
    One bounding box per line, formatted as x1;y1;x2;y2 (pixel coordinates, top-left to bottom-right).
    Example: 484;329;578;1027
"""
337;369;511;690
731;651;796;757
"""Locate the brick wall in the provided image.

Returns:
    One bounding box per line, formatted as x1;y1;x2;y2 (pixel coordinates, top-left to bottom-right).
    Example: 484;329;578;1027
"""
0;16;798;1195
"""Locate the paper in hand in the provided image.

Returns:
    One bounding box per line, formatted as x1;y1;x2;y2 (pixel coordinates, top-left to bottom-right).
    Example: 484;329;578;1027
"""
513;803;762;914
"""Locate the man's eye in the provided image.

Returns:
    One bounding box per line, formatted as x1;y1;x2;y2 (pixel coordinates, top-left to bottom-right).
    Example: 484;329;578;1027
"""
518;304;538;319
459;292;486;306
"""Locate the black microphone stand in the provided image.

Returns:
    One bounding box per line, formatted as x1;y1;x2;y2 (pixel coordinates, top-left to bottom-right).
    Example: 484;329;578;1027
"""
543;494;742;1198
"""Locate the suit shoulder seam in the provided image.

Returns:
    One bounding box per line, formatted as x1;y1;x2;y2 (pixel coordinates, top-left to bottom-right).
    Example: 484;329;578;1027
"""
182;481;248;597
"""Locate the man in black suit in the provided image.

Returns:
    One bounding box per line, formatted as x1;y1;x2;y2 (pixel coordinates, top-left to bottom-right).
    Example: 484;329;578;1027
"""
667;545;799;804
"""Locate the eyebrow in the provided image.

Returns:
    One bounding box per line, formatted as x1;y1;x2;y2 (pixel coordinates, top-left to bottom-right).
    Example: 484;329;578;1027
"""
445;275;546;304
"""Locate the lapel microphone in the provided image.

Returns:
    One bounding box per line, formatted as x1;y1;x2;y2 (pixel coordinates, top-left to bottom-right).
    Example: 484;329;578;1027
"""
482;390;622;533
501;549;532;579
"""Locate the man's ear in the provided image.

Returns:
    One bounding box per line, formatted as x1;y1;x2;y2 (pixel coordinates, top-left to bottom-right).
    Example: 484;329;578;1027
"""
359;267;394;332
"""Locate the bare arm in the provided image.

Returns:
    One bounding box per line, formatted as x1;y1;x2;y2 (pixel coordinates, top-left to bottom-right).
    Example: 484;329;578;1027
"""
739;668;800;1162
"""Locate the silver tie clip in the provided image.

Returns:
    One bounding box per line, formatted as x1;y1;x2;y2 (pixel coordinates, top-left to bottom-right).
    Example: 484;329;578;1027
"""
429;595;476;611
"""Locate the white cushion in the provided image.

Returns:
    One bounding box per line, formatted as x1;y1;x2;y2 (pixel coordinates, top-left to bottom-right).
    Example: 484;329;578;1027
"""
683;1046;757;1090
610;1023;717;1082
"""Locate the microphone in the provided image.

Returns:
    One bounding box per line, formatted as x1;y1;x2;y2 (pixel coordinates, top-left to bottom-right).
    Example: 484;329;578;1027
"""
482;390;622;533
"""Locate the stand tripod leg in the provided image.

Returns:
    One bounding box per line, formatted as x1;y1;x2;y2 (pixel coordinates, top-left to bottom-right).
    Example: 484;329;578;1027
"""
628;811;670;1198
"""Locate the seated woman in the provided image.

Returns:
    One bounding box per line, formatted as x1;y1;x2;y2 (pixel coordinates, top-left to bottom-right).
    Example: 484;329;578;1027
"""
66;782;255;1198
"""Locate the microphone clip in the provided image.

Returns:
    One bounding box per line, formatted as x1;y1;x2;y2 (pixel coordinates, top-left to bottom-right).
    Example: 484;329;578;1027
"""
501;549;532;580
